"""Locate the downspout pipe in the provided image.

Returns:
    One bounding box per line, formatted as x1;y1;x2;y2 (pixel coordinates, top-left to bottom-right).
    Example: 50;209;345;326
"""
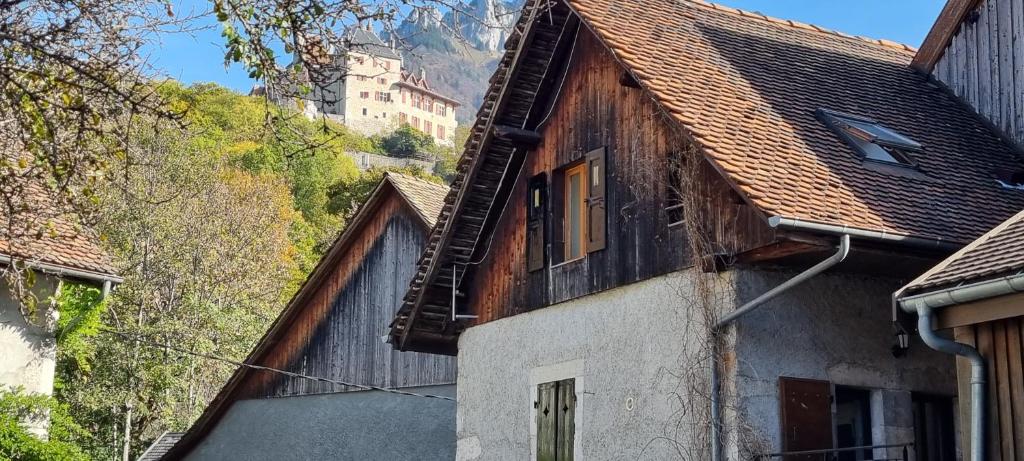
902;302;986;461
710;234;850;461
895;275;1021;461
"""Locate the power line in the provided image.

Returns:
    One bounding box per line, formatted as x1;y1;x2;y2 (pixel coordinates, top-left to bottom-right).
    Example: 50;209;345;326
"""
100;328;455;402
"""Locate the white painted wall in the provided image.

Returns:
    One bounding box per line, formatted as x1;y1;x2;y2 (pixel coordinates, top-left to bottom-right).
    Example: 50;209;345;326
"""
0;276;60;436
455;272;710;461
454;269;959;460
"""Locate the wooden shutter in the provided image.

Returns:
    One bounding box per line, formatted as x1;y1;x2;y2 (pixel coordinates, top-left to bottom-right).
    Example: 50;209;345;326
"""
556;379;576;461
586;147;606;252
779;377;833;461
551;171;566;263
527;174;547;272
537;382;558;461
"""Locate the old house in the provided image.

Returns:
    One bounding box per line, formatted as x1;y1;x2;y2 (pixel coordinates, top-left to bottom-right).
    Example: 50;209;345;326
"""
163;173;457;460
1;182;121;435
389;0;1024;459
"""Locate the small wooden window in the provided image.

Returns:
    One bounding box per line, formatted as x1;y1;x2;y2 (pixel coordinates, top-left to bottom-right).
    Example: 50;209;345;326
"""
536;378;575;461
550;148;607;265
527;174;547;272
563;163;587;262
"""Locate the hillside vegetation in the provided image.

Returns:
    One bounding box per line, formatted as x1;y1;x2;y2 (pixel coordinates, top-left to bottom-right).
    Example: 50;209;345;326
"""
0;82;450;460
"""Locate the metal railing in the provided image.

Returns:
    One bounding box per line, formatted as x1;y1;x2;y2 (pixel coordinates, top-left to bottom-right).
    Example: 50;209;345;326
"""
758;443;914;461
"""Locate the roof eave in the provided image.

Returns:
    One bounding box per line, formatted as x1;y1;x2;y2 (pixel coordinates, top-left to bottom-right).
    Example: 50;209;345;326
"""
898;272;1024;313
911;0;983;72
0;253;123;285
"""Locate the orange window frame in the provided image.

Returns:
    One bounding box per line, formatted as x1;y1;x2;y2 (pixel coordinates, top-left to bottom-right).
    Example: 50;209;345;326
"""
563;162;588;262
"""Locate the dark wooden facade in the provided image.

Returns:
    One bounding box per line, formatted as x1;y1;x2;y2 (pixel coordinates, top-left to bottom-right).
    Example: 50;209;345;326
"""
243;189;455;397
391;4;784;352
462;28;776;323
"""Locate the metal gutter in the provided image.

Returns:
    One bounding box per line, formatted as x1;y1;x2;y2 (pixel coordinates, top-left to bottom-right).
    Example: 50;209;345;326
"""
0;254;124;285
900;272;1024;309
768;216;961;252
710;235;850;461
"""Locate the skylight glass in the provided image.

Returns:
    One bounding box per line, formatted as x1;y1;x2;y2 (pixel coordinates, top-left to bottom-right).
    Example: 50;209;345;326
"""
817;109;922;167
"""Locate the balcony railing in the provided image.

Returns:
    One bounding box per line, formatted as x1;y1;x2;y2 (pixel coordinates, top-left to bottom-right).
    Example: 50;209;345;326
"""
757;443;914;461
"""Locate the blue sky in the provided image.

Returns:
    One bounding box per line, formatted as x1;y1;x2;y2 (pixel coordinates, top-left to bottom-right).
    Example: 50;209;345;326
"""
147;0;945;94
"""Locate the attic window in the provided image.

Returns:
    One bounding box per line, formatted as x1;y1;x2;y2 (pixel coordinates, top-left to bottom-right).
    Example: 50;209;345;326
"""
817;109;921;166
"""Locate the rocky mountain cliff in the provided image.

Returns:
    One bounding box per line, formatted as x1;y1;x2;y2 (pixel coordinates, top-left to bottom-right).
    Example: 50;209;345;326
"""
391;0;524;123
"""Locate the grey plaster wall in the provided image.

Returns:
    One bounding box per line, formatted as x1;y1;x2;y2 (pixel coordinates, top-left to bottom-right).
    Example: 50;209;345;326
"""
454;268;958;460
182;384;455;461
455;272;710;461
730;270;957;458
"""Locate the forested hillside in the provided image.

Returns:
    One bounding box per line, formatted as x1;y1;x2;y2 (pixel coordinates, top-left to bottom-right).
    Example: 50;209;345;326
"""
1;82;449;460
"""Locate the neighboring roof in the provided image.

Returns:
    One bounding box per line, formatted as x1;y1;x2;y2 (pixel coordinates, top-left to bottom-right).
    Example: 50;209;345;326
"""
396;70;462;106
345;25;403;60
911;0;981;72
161;173;447;460
902;208;1024;294
391;0;1024;351
385;172;448;226
137;432;183;461
1;181;120;281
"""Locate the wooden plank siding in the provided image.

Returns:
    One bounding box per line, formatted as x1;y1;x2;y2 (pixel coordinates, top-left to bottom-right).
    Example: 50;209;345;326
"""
954;315;1024;460
463;29;776;323
932;0;1024;148
240;189;456;398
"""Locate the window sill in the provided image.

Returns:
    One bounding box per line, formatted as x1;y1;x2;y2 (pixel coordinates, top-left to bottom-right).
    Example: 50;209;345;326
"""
550;256;586;270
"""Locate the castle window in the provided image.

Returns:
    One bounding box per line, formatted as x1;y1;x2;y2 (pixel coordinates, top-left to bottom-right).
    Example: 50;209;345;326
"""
437;125;445;139
377;77;387;85
360;91;369;99
412;116;420;129
362;108;367;116
399;113;407;124
424;120;432;135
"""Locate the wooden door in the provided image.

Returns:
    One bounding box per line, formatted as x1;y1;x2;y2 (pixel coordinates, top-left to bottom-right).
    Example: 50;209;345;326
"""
779;377;833;460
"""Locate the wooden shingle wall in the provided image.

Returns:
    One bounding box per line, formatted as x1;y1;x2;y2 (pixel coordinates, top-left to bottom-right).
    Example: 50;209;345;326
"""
932;0;1024;148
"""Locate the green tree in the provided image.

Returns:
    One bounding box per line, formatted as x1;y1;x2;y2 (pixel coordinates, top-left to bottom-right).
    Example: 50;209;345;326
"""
378;125;437;159
0;389;92;461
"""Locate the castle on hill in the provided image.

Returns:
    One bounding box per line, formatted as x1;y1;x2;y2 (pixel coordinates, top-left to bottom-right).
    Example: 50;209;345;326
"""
305;23;461;146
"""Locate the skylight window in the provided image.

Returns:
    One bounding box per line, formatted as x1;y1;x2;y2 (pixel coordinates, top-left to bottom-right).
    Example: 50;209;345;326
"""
817;109;922;166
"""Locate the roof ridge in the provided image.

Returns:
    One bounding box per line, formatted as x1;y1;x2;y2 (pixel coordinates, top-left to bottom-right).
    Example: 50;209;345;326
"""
685;0;918;53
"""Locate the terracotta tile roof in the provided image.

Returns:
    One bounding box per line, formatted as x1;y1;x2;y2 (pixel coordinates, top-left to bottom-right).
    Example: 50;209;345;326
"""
568;0;1024;244
903;208;1024;293
385;172;448;227
0;181;119;278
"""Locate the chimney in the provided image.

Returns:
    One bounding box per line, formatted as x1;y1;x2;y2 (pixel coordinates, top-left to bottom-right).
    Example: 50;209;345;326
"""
419;68;426;81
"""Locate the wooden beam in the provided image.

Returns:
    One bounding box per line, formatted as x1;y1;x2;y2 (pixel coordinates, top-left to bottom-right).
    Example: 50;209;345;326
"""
936;292;1024;329
912;0;983;72
735;241;828;264
493;124;542;148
